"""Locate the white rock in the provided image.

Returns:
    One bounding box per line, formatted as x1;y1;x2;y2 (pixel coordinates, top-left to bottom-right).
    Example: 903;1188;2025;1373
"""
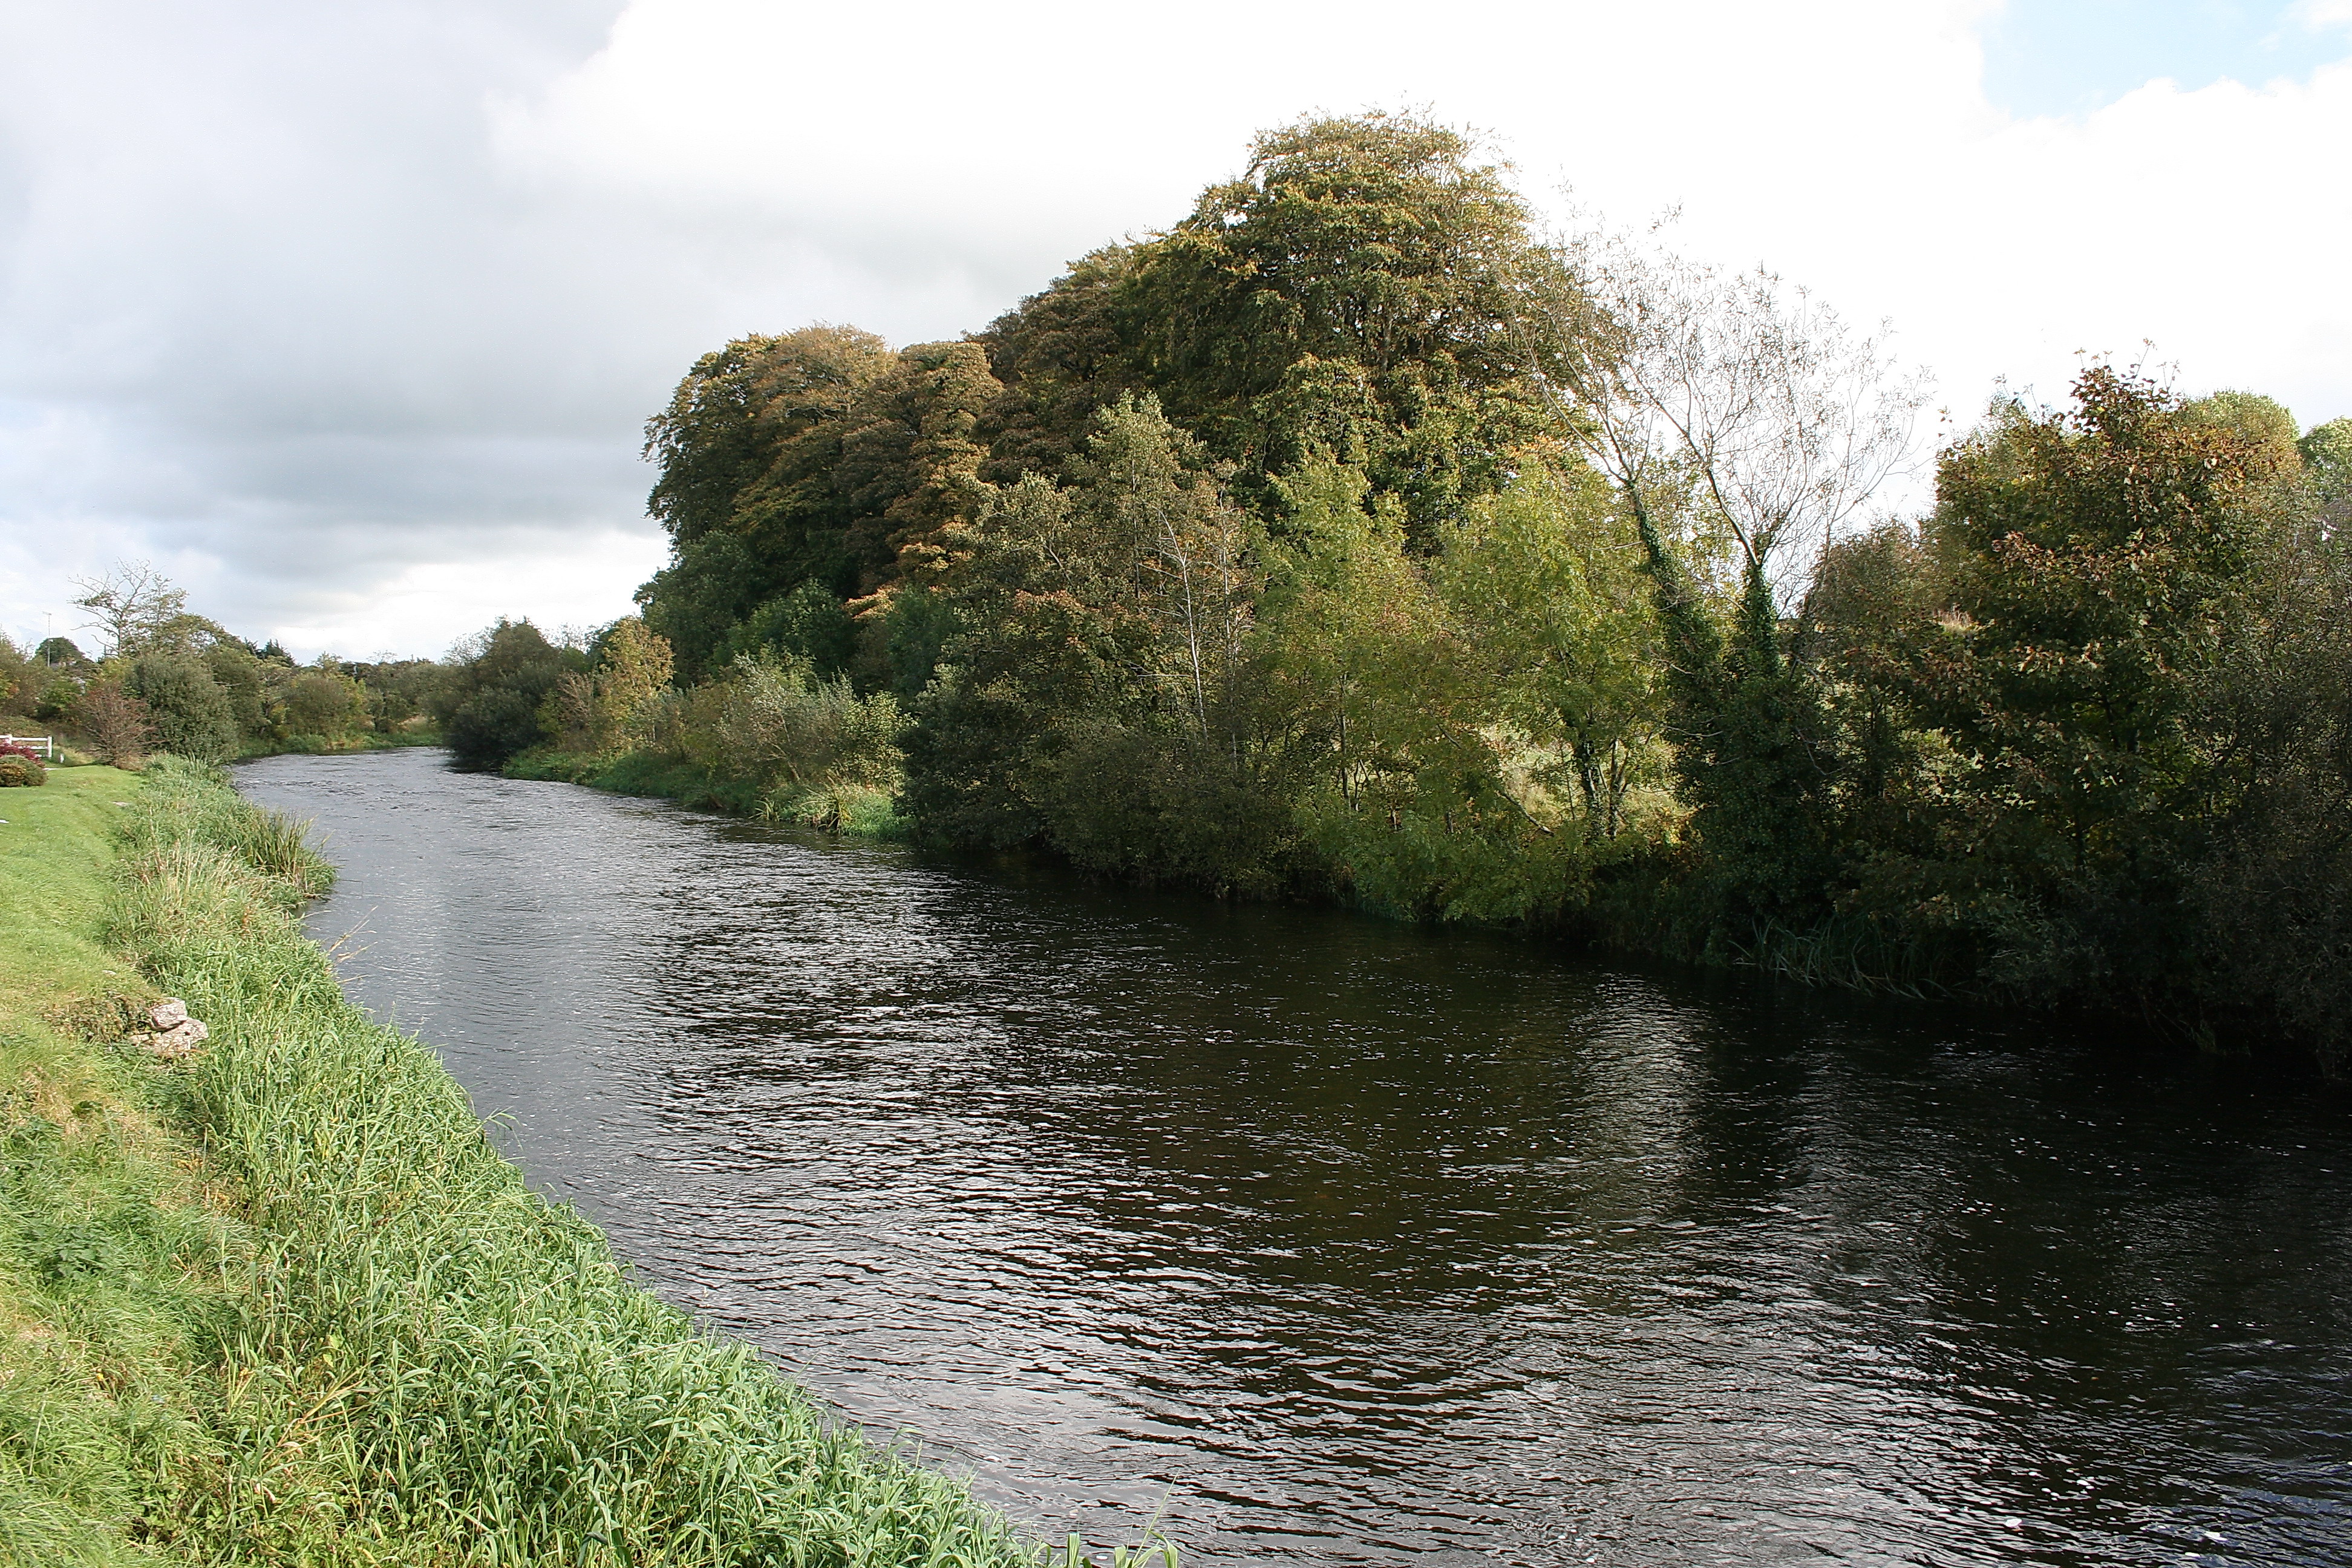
148;997;188;1030
150;1019;210;1059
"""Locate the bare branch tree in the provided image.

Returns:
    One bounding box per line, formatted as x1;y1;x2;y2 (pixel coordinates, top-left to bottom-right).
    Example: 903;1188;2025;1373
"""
1547;225;1930;602
71;561;189;659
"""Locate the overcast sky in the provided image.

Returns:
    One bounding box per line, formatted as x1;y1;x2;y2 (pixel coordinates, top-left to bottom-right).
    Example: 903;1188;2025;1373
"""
4;0;2348;661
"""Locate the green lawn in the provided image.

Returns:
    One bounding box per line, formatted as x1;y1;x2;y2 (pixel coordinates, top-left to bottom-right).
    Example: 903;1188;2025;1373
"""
0;765;142;1019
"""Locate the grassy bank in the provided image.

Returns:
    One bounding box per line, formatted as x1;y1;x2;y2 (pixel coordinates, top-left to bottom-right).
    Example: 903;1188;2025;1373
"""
0;763;241;1567
505;748;906;838
2;759;1154;1566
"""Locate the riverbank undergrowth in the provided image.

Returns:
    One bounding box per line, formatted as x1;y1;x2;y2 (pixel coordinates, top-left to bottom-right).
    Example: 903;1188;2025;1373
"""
508;748;906;838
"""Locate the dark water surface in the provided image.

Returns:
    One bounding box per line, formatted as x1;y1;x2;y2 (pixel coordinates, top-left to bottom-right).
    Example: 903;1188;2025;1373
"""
235;748;2352;1566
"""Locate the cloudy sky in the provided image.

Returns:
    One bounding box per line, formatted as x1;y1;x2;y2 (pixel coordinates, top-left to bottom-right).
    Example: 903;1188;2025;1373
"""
4;0;2348;661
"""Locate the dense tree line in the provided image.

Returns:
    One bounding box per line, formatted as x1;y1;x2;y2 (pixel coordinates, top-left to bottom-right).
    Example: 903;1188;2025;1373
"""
506;111;2352;1067
2;565;452;763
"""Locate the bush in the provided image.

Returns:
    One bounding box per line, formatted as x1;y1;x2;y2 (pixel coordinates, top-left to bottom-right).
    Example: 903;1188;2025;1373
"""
0;751;45;786
125;654;239;763
71;681;153;765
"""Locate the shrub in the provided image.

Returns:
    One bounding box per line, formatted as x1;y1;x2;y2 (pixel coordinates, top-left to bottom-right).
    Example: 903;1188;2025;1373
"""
73;681;155;766
125;654;240;762
0;751;45;785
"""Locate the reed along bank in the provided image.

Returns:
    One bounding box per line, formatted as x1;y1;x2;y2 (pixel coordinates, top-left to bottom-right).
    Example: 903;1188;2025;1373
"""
0;756;1101;1567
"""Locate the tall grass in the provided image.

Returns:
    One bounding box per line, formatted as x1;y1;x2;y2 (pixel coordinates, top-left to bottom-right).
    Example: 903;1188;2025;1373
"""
107;758;1132;1566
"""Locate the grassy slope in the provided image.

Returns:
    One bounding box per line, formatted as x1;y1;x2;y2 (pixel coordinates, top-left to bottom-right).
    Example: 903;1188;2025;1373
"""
4;762;1133;1567
0;766;243;1568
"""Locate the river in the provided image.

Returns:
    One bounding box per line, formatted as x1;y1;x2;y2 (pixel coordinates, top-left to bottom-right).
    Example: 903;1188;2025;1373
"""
234;746;2352;1567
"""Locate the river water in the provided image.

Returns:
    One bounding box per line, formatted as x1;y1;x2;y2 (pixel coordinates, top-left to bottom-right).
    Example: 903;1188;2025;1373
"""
234;747;2352;1567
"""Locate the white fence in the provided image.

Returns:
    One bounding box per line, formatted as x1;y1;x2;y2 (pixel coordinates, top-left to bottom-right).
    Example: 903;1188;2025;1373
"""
1;734;54;759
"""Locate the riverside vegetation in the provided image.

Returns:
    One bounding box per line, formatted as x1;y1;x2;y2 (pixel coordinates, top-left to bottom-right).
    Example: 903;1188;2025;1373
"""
443;111;2351;1072
0;757;1169;1567
2;563;451;766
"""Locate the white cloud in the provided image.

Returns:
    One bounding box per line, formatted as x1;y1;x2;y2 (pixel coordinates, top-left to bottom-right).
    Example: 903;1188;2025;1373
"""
1;0;2347;658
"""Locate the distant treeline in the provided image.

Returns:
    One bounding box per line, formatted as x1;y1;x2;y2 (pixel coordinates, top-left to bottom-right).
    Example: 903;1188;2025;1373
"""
446;112;2352;1067
4;564;450;762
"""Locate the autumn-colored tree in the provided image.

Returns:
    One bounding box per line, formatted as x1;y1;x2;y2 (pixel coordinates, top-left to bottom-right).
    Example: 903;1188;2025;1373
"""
74;681;153;765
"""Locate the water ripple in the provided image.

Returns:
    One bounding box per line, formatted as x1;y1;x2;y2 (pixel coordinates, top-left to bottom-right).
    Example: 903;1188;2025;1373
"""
237;749;2352;1566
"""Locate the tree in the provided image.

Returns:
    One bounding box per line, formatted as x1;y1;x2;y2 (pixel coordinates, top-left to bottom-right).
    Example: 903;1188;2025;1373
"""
73;563;188;658
1261;459;1446;817
435;619;583;771
1545;229;1925;924
1929;368;2270;863
125;655;238;762
2187;501;2352;1067
975;245;1146;484
588;616;672;757
1116;111;1576;543
2302;415;2352;526
637;326;897;677
74;682;154;765
283;668;370;739
905;397;1301;888
636;332;1001;679
1903;366;2280;1001
1438;464;1664;838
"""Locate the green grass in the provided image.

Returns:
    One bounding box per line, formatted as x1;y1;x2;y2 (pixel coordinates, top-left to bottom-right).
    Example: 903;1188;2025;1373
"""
0;763;247;1568
2;757;1172;1568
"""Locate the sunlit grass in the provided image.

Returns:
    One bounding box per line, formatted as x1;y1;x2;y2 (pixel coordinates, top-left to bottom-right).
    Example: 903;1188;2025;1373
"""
0;763;246;1568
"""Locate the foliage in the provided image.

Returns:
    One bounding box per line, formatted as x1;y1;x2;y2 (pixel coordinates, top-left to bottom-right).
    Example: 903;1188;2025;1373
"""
0;753;45;786
612;111;2352;1066
1437;465;1666;838
988;111;1576;544
903;395;1312;891
70;562;188;659
678;653;902;800
122;656;239;764
434;619;586;771
279;667;370;740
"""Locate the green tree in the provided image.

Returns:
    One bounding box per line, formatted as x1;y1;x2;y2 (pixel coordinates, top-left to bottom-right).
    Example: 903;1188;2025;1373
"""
1915;366;2278;997
124;655;238;762
906;397;1299;887
283;668;370;739
2187;504;2352;1067
975;246;1145;483
637;332;1000;679
1437;464;1663;838
71;562;187;658
1114;111;1573;544
434;619;583;771
2301;415;2352;523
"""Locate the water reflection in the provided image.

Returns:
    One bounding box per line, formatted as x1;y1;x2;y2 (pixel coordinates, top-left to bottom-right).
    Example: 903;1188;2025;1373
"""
237;748;2352;1566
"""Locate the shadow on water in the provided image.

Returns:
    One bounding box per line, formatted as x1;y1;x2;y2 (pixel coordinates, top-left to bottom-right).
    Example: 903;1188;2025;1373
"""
235;747;2352;1567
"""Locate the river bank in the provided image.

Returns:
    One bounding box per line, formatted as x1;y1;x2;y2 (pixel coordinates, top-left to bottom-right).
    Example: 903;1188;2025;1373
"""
235;727;448;762
0;757;1113;1566
506;745;906;837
